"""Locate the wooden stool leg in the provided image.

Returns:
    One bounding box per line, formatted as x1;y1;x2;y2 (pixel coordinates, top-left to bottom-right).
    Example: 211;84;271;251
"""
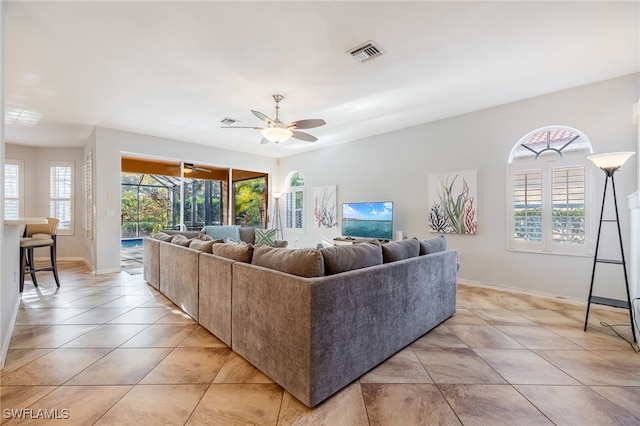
27;248;38;288
51;244;60;287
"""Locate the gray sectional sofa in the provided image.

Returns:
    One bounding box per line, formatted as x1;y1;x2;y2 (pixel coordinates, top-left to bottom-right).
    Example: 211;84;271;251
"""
143;230;457;407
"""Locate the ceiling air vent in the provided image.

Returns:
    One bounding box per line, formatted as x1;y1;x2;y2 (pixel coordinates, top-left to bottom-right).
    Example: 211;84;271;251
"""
220;117;238;125
349;41;383;63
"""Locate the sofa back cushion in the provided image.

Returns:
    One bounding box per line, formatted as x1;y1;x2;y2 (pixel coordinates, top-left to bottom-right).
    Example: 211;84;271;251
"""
171;234;193;247
321;240;383;275
189;239;216;253
382;238;420;263
152;232;174;242
211;241;254;263
238;227;256;244
252;245;325;278
419;235;447;255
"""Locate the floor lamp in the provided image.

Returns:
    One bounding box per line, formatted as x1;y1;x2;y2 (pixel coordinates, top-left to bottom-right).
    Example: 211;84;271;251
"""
584;151;636;342
271;192;283;241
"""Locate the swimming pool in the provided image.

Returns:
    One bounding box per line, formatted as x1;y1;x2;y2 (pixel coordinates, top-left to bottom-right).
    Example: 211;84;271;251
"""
121;238;143;248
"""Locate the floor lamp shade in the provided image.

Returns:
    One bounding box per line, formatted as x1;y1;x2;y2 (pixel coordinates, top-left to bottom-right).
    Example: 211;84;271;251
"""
587;151;635;174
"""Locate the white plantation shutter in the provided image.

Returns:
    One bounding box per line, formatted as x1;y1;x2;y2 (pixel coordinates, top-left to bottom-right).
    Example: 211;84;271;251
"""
552;166;585;244
49;161;74;234
512;170;542;243
4;160;23;219
284;189;304;231
508;161;590;254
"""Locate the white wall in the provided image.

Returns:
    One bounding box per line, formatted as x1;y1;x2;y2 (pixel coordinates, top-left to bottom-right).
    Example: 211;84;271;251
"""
278;73;640;301
91;127;279;273
5;143;86;260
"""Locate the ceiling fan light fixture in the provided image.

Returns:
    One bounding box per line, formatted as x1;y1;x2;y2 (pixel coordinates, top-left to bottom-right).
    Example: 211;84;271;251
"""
262;127;293;143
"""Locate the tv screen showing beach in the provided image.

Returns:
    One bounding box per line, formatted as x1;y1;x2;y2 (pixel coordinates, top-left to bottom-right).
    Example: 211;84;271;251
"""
342;201;393;240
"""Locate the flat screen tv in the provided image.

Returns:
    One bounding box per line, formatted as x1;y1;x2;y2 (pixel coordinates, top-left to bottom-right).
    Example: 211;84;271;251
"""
342;201;393;240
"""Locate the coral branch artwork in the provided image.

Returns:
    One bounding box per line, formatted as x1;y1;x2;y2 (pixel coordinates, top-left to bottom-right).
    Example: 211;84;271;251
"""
428;170;478;234
313;185;338;228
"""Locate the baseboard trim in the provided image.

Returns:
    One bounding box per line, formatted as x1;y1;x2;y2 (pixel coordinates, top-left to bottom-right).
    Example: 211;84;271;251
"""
457;278;587;307
34;256;86;262
0;297;21;369
95;268;122;275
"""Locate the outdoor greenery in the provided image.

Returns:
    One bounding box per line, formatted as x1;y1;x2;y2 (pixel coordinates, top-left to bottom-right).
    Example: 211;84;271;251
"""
513;207;584;243
234;177;267;227
121;176;173;237
121;172;267;237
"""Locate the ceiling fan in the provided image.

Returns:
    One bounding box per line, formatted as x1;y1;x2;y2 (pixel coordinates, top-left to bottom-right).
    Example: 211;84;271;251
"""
183;163;211;174
222;94;326;144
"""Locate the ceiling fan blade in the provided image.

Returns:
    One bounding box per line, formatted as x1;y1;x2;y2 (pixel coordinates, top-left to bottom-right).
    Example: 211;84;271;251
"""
260;137;270;145
251;110;275;126
291;130;317;142
288;119;326;130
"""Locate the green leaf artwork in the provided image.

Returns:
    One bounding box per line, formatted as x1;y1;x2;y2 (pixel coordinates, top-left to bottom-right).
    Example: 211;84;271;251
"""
428;170;478;234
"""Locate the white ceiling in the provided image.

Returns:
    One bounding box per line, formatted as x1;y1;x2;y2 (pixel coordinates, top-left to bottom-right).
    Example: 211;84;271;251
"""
5;1;639;158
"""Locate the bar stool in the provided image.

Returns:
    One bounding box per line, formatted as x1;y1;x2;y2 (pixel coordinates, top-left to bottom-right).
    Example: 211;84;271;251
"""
19;217;60;292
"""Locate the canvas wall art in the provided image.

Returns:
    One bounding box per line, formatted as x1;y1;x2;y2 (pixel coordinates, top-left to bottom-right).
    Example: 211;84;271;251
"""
428;170;478;234
313;185;338;228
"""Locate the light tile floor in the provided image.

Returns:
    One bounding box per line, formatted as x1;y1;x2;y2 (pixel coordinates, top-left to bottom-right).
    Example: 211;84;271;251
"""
2;261;639;425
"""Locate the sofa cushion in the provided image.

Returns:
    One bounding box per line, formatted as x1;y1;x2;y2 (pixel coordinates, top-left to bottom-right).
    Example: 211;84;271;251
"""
252;245;324;278
171;234;193;247
238;227;256;244
152;232;174;242
254;228;277;247
320;240;383;275
382;238;420;263
189;239;216;253
202;225;241;242
419;235;447;255
211;241;254;263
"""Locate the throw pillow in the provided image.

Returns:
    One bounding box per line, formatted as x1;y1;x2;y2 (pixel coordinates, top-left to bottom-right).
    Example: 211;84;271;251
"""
419;235;447;255
211;241;254;263
382;238;420;263
254;228;277;247
320;240;383;275
252;245;324;278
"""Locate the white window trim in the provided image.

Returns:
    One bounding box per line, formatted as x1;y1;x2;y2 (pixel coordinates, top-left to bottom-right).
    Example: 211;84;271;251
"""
506;155;593;256
49;160;74;236
4;159;24;219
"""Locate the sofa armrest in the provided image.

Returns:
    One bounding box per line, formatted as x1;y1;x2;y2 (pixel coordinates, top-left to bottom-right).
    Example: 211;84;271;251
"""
159;242;200;320
199;253;234;346
143;238;161;289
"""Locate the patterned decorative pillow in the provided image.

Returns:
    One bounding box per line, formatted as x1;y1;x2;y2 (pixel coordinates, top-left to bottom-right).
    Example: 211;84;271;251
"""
254;228;277;247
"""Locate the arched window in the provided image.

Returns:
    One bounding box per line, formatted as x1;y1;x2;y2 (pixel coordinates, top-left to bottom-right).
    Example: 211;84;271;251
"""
284;171;305;231
507;126;593;255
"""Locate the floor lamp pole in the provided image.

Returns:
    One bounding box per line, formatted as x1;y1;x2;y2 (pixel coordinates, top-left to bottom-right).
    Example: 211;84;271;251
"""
272;195;283;241
584;152;636;342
